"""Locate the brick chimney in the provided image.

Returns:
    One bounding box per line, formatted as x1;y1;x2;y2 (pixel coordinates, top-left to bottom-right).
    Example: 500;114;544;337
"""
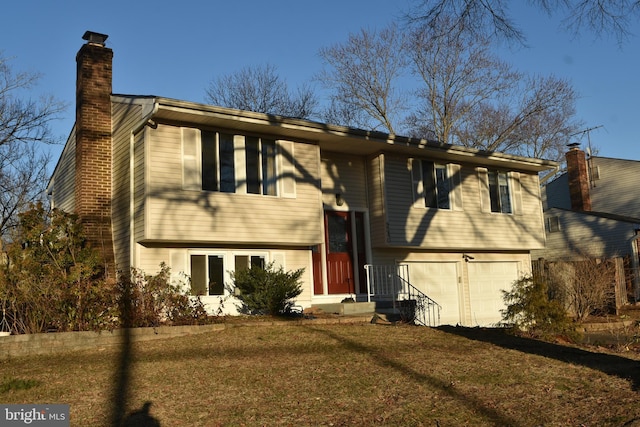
565;143;592;212
75;31;115;276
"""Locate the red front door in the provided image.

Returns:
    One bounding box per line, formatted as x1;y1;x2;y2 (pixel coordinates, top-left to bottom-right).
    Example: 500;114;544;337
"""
325;211;355;294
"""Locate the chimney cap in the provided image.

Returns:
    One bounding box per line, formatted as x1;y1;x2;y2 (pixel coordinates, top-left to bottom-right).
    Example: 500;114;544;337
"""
82;31;109;46
566;142;581;150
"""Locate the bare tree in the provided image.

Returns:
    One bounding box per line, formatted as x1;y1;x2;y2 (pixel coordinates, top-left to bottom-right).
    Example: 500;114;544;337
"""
408;0;640;45
0;53;64;239
317;25;408;134
406;23;581;160
316;20;580;160
454;75;582;159
321;98;373;131
405;23;520;145
205;63;318;119
0;141;50;237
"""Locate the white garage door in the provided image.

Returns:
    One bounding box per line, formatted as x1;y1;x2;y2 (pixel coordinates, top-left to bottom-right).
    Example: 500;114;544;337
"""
407;262;460;326
468;262;519;327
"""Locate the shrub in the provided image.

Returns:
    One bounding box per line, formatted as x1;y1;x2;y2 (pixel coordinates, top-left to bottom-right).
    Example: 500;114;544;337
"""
0;203;118;333
231;262;304;315
501;275;576;340
549;259;616;321
0;204;210;334
118;263;210;327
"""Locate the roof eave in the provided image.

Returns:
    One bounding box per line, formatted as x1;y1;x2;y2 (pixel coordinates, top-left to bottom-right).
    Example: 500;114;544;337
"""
132;96;558;172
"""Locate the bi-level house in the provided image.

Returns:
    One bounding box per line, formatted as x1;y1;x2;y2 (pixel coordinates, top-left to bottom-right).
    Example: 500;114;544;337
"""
48;32;556;326
535;145;640;299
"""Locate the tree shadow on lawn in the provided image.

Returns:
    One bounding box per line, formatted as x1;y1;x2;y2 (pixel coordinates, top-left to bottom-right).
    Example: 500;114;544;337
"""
306;325;520;426
438;326;640;391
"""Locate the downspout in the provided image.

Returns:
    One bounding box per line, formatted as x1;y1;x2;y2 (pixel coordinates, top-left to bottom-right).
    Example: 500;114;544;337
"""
631;231;640;301
129;101;159;273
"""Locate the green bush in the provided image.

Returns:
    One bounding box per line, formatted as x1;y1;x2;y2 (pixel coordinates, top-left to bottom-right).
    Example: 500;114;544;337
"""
501;275;576;340
231;262;304;315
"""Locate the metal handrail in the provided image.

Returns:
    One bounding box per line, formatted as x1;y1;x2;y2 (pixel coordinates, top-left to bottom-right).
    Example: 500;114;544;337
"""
397;275;441;326
364;264;441;326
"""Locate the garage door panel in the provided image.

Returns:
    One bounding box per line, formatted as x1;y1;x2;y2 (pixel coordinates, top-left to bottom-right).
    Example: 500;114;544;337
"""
468;262;518;327
407;262;460;326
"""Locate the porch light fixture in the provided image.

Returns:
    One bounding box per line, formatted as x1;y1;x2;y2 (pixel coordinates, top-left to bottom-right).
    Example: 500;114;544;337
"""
463;253;474;262
335;193;345;206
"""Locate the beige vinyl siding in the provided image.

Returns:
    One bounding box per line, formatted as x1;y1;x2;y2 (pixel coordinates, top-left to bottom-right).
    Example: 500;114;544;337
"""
542;174;570;210
49;128;77;212
111;101;142;273
274;248;313;307
141;124;322;245
136;245;314;307
133;129;146;243
320;151;368;210
135;246;172;276
367;154;386;247
383;155;546;250
589;157;640;218
532;208;638;260
544;157;640;216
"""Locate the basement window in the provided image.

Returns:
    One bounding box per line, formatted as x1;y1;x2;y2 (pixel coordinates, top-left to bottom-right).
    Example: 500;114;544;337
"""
189;252;267;296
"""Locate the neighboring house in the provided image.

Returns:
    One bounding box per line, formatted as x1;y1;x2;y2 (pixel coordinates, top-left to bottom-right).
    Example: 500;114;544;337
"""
48;32;555;326
535;145;640;299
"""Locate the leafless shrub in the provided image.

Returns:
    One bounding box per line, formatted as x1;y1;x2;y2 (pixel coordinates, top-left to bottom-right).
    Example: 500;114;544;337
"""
548;258;616;321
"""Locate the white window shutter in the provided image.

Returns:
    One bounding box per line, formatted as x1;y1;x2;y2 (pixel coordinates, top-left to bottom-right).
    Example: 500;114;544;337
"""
170;250;189;291
410;158;423;207
477;167;491;213
509;171;523;215
234;135;246;194
278;140;296;198
181;127;201;190
448;163;463;211
271;252;286;269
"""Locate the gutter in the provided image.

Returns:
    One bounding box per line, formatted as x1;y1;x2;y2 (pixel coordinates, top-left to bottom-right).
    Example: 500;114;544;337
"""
132;100;160;134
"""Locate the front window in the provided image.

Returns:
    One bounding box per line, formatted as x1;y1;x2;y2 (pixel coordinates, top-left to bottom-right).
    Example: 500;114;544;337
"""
183;127;293;197
412;159;452;209
202;131;235;193
246;137;277;195
190;254;225;296
422;161;450;209
488;170;511;213
189;252;267;296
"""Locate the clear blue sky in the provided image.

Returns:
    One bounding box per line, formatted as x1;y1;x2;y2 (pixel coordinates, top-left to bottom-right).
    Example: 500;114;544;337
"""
1;0;638;166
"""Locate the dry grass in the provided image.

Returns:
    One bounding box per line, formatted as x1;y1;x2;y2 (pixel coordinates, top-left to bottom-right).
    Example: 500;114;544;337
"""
2;322;640;426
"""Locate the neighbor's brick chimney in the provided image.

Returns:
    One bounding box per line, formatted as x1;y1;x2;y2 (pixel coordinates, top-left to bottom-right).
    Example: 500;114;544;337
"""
565;143;592;212
75;31;115;277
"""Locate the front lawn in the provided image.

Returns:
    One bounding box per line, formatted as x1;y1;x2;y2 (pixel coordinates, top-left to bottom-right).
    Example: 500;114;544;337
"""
2;322;639;426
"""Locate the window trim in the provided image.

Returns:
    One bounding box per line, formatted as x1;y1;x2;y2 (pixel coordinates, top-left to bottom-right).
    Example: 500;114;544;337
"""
181;127;296;198
478;167;521;215
183;250;272;297
411;159;463;211
547;216;561;233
